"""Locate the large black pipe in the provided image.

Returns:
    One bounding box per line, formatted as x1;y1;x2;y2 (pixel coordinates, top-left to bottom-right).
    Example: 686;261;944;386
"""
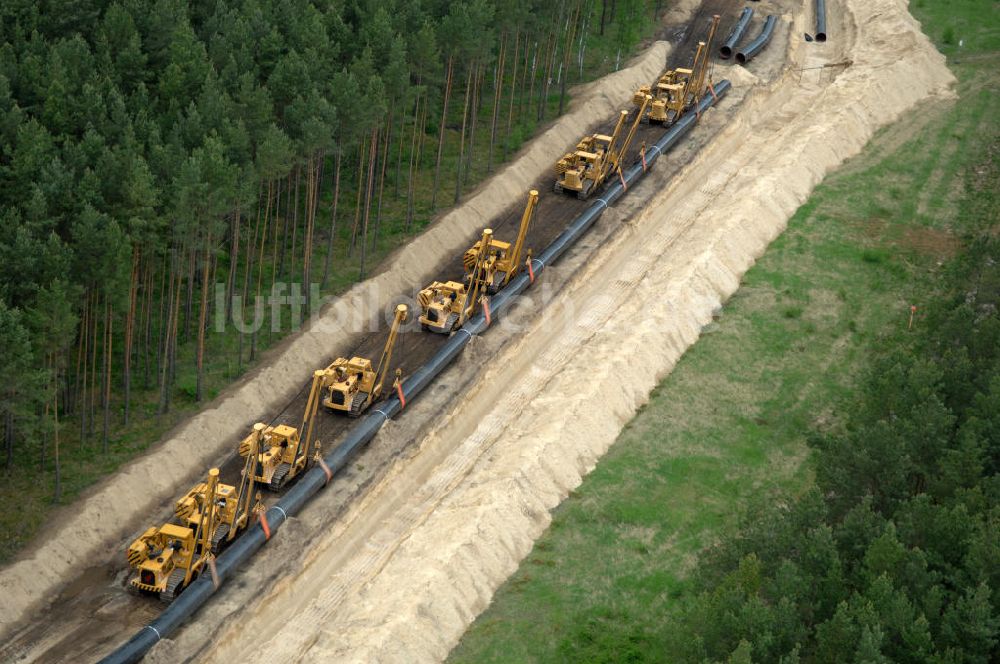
99;79;731;664
815;0;827;42
735;15;778;65
719;7;754;59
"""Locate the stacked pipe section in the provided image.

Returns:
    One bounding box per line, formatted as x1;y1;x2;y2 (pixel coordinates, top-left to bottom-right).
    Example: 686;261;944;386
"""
99;79;732;664
719;7;754;59
736;15;778;65
815;0;828;42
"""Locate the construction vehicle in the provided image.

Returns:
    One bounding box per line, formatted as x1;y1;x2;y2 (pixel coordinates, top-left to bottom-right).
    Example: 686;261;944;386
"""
238;370;324;490
323;304;408;417
463;190;538;293
174;430;260;553
554;94;650;200
633;14;720;125
126;468;222;602
418;228;493;333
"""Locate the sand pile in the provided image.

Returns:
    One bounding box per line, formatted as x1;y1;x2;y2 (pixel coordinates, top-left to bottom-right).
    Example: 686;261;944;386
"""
0;42;670;635
174;0;953;661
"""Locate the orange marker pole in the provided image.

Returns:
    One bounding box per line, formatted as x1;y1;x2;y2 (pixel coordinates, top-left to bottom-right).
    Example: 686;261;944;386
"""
317;456;333;485
396;381;406;409
208;556;220;590
526;258;535;284
260;512;271;541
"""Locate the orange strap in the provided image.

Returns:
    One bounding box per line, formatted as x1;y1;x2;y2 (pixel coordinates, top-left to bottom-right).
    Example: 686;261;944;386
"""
317;456;333;484
708;82;718;102
483;297;491;326
641;148;647;172
396;381;406;409
526;258;535;284
260;512;271;541
619;169;627;191
208;556;220;590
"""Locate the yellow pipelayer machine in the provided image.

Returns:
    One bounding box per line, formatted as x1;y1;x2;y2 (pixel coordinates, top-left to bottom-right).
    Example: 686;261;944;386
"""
419;228;493;333
127;467;224;602
323;304;408;416
633;14;720;125
553;94;651;200
463;190;538;294
238;368;325;490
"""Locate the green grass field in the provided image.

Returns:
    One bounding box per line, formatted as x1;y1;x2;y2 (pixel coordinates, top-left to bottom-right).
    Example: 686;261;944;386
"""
449;3;1000;661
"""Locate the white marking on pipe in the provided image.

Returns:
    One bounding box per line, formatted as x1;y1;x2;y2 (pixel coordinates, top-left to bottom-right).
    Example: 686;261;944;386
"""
594;198;609;211
272;505;288;520
457;328;474;340
373;409;390;421
145;625;162;641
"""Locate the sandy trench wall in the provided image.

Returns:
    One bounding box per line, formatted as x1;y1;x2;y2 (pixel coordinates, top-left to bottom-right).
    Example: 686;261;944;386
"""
0;42;670;633
178;0;955;661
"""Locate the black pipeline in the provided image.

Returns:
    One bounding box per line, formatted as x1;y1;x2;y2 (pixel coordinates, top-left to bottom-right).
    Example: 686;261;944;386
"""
815;0;828;42
99;79;732;664
736;15;778;65
719;7;754;59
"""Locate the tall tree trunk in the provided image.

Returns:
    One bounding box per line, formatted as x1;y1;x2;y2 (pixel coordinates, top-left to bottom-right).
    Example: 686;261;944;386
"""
183;248;195;342
123;246;139;425
505;29;521;161
89;291;99;438
394;95;407;200
251;181;272;362
241;182;264;370
406;91;423;232
431;55;454;210
303;153;320;319
488;31;507;173
527;40;539;122
465;63;482;186
359;125;378;279
278;177;289;279
290;166;300;284
455;64;474;204
142;258;154;390
349;143;366;256
154;254;167;392
559;1;581;116
196;234;212;402
269;178;283;344
53;361;61;501
226;202;240;323
159;255;177;414
321;150;342;289
101;299;112;453
77;293;89;443
4;410;13;471
373;115;391;254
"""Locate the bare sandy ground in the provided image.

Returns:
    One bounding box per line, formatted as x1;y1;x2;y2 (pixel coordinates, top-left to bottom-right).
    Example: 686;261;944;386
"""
0;40;669;636
148;0;953;661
